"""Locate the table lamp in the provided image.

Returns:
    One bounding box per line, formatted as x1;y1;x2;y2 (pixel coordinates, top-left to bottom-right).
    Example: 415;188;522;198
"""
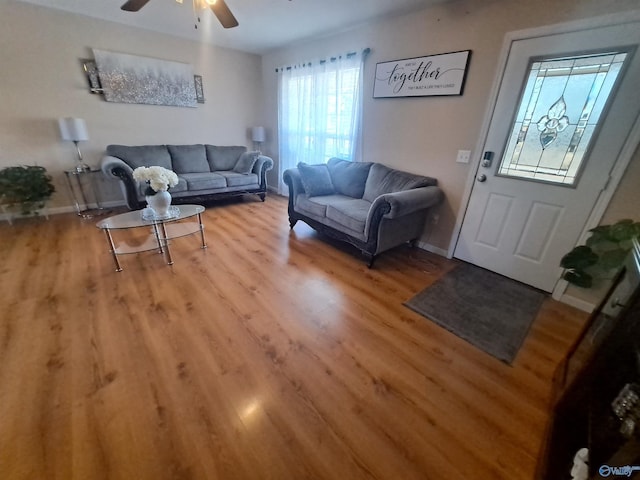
58;117;90;173
251;126;266;154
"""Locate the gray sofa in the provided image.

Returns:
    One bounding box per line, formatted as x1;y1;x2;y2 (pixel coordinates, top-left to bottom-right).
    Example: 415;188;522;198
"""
283;158;443;267
101;144;273;209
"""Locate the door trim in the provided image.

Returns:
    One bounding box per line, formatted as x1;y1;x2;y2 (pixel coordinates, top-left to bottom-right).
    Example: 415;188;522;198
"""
448;9;640;298
553;108;640;305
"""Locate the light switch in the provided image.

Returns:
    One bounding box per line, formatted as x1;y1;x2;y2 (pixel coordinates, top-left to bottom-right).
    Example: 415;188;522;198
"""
456;150;471;164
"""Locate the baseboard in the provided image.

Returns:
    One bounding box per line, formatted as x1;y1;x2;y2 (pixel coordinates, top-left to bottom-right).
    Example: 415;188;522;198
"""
98;199;129;208
558;293;596;313
415;241;448;258
0;200;126;223
50;200;126;215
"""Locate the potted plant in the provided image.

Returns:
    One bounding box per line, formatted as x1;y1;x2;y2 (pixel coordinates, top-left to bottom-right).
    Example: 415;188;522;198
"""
0;165;56;216
560;219;640;288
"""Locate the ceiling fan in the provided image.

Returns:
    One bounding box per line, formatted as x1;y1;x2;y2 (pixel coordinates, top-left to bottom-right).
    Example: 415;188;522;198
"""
120;0;239;29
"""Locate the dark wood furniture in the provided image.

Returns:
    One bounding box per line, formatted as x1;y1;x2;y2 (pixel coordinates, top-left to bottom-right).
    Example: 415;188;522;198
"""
538;239;640;479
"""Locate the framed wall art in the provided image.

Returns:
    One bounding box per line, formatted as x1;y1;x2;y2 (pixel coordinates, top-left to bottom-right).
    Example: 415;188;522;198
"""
92;49;197;107
373;50;471;98
194;75;205;104
81;59;102;94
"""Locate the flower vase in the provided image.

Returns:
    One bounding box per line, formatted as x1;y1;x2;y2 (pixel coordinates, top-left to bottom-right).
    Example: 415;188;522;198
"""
146;191;172;218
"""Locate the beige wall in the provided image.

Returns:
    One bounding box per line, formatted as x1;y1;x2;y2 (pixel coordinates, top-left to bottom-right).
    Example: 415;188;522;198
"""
0;0;264;208
261;0;640;253
565;143;640;306
601;144;640;226
1;0;637;264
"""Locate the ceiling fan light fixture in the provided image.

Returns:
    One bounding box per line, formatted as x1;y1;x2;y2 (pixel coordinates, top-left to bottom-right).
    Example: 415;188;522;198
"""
121;0;237;28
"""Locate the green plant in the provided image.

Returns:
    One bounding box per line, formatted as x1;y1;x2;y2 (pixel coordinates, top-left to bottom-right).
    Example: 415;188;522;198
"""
0;165;56;215
560;219;640;288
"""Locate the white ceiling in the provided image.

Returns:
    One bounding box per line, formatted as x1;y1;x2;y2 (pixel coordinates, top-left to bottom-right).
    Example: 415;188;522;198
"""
16;0;449;54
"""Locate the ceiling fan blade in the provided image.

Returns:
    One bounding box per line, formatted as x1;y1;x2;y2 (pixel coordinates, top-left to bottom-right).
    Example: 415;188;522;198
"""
121;0;152;12
209;0;239;29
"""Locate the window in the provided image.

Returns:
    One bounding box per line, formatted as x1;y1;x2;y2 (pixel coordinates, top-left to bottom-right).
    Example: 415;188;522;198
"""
498;52;628;186
277;51;367;193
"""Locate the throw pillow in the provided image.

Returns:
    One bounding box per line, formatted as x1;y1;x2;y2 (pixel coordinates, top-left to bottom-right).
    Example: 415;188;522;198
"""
233;151;259;174
297;162;335;197
327;157;373;198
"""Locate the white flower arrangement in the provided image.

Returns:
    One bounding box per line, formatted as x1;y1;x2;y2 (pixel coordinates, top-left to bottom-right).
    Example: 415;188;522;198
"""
132;166;179;196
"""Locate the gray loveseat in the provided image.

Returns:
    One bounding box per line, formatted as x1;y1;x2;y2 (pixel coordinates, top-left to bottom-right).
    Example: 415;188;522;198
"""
283;158;443;267
101;144;273;210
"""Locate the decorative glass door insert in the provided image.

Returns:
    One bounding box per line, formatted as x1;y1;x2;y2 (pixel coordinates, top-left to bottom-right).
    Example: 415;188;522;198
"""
497;52;628;186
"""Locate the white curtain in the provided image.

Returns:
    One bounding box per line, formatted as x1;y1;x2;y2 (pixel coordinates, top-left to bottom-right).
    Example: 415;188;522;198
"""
277;50;367;194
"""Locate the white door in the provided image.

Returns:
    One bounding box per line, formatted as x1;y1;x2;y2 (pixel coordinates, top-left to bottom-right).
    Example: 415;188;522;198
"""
454;21;640;292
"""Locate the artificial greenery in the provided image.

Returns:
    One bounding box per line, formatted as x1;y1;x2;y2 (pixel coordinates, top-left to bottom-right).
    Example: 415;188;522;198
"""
560;219;640;288
0;165;56;215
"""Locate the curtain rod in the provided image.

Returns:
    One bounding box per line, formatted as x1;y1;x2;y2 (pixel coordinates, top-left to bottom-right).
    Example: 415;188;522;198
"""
275;47;370;73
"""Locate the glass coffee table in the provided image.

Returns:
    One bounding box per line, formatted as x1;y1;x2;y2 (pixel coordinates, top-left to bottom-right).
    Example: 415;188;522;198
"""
96;204;206;272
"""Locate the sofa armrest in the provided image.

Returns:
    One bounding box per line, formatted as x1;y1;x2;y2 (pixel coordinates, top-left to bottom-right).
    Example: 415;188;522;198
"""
282;168;306;197
370;186;443;220
253;155;273;189
101;155;133;178
100;155;142;210
252;154;273;174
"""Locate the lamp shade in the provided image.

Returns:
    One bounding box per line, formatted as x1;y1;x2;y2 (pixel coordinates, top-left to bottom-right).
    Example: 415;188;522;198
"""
251;126;266;143
58;117;89;142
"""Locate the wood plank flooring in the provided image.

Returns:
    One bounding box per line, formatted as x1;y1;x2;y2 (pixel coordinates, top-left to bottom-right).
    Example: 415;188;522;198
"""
0;195;588;480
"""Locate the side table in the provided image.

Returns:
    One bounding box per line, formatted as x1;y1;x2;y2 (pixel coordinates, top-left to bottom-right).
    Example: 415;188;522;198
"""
64;167;104;218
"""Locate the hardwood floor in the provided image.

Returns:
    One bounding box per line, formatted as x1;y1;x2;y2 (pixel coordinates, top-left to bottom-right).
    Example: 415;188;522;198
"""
0;195;587;480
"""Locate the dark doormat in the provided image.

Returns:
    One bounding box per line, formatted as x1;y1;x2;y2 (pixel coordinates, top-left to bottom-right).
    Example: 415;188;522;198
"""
404;262;546;364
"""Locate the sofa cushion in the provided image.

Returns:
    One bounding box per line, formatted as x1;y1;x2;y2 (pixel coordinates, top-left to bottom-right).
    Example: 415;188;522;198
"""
167;145;209;174
179;172;227;191
297;162;335;197
217;171;259;187
106;145;172;171
327;158;373;198
206;145;247;171
170;177;188;193
233;151;258;174
296;194;353;218
326;199;371;233
363;163;437;202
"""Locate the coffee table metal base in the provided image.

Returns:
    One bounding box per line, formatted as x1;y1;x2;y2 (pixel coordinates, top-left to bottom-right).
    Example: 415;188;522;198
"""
97;205;206;272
